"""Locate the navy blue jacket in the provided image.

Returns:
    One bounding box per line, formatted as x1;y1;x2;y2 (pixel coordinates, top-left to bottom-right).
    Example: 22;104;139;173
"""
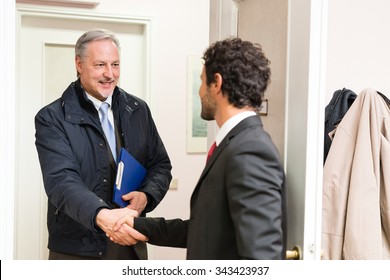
35;80;172;258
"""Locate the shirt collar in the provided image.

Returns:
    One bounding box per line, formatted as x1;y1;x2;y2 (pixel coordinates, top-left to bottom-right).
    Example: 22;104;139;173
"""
215;111;256;146
85;93;112;111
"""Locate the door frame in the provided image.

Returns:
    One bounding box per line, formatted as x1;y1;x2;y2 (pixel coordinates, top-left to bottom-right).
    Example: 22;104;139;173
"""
0;0;16;260
13;4;157;259
285;0;328;259
211;0;328;260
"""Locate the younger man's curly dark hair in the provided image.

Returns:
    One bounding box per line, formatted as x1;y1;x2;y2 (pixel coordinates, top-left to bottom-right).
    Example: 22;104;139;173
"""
202;37;271;112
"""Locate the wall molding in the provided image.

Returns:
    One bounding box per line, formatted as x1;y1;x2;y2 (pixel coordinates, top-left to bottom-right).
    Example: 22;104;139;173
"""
16;0;100;9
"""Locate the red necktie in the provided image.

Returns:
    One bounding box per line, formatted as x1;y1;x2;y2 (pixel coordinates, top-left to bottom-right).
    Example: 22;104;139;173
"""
206;142;217;163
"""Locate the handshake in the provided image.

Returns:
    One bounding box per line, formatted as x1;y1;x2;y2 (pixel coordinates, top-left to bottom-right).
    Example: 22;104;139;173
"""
96;206;149;246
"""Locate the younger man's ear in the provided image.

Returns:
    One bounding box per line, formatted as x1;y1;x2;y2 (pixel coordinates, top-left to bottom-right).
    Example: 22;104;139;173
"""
213;73;222;91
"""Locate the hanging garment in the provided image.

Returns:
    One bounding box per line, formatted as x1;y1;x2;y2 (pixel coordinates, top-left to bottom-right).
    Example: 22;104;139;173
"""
322;88;390;259
378;91;390;105
324;88;357;164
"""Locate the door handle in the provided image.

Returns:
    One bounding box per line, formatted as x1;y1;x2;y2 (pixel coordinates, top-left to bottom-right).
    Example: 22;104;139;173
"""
286;246;301;260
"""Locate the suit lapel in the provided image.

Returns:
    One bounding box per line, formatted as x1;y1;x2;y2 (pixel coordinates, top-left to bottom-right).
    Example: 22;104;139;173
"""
191;115;263;201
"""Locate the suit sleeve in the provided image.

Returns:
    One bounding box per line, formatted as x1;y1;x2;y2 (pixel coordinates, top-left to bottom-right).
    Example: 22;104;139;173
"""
134;217;188;248
226;133;286;259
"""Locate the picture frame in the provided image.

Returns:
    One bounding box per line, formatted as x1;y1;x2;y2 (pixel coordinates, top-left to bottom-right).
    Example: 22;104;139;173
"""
186;55;207;153
259;99;268;116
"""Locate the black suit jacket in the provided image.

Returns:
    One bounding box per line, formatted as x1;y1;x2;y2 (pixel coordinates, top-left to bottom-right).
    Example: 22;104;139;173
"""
135;115;286;259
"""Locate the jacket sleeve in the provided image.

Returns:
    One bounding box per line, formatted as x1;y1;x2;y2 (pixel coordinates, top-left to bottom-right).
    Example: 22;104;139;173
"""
226;134;286;260
35;105;109;232
134;217;188;248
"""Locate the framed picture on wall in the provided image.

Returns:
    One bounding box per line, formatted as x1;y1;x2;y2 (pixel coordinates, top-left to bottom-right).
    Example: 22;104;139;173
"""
186;55;207;153
259;99;268;116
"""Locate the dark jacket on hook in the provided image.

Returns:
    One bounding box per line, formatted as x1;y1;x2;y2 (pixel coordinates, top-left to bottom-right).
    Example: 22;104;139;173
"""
324;88;357;164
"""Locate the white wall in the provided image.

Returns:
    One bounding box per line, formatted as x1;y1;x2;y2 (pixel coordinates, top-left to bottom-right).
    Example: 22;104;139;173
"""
326;0;390;101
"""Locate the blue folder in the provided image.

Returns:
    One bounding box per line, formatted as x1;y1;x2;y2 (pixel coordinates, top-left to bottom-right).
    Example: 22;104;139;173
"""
113;148;147;208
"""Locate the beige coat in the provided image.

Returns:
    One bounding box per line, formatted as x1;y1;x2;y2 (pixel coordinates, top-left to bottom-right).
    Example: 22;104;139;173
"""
322;88;390;259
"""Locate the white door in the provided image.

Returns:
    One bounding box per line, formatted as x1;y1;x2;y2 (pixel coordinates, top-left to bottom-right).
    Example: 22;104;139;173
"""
15;7;152;259
284;0;327;260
